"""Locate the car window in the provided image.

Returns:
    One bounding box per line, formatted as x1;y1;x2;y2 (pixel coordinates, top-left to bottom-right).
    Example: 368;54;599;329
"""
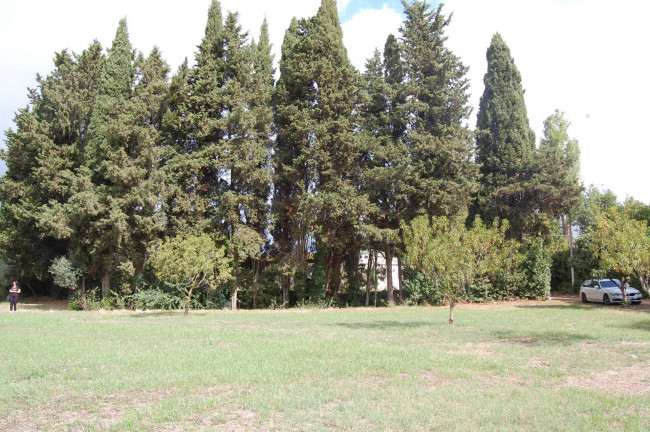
600;280;619;288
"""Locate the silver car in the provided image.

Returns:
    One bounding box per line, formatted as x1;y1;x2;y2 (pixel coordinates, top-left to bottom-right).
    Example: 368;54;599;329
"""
580;279;643;305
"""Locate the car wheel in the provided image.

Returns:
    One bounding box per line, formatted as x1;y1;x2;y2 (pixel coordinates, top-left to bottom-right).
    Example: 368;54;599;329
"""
581;293;588;303
603;294;611;305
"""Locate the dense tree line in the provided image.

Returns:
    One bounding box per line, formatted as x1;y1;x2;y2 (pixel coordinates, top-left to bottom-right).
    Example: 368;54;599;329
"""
1;0;595;310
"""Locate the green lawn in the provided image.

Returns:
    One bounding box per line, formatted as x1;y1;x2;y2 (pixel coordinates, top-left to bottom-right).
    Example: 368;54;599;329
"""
0;299;648;431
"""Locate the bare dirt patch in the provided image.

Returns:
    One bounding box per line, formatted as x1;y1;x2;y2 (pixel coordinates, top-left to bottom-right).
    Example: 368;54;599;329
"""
456;293;650;311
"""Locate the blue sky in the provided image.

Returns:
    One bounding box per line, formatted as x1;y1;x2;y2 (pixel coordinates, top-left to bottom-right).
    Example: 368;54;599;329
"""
339;0;406;22
1;0;650;203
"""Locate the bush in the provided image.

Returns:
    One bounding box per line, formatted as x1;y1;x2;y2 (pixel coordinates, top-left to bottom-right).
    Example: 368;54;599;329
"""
519;240;552;299
127;289;184;310
68;289;102;311
402;268;444;305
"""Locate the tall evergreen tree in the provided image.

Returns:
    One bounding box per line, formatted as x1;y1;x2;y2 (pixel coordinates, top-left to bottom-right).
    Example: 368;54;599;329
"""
273;0;371;302
271;17;310;305
536;110;582;219
64;19;168;298
163;0;227;235
361;37;411;304
474;32;536;239
396;0;478;302
0;42;105;293
219;13;273;309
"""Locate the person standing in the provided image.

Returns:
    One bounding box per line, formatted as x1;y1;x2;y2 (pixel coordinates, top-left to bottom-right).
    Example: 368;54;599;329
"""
8;281;20;312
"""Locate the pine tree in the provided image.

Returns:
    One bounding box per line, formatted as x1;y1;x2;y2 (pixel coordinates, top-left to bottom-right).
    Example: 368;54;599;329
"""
474;32;536;239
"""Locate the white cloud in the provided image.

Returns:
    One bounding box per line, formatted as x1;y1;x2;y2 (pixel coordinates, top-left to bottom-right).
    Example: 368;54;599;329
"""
337;0;354;14
341;5;403;71
445;0;650;203
2;0;650;203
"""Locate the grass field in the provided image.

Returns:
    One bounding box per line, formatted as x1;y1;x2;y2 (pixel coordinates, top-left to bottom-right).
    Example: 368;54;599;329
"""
0;298;648;431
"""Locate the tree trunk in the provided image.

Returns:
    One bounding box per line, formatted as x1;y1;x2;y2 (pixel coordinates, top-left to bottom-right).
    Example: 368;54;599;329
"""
385;242;394;305
397;255;403;303
567;215;575;287
448;300;456;325
282;276;290;308
231;287;238;311
184;299;190;316
365;249;373;307
101;272;111;299
639;274;649;297
328;249;343;299
252;259;260;309
373;250;378;307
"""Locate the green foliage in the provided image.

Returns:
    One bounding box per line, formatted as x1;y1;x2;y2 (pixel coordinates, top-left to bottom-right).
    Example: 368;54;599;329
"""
536;110;582;218
48;256;82;291
474;33;536;239
590;206;650;298
68;288;102;311
402;214;517;323
520;240;552;299
401;267;444;305
128;288;186;311
148;233;232;315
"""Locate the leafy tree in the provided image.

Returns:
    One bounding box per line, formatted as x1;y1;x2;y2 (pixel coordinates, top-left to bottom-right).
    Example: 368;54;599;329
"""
536;110;582;217
402;214;517;324
536;110;582;284
149;234;232;315
591;207;649;301
474;33;536;239
48;255;83;292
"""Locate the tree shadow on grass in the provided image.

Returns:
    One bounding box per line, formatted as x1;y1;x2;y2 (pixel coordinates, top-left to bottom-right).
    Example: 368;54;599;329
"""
332;320;436;330
614;319;650;332
127;311;183;318
492;329;596;346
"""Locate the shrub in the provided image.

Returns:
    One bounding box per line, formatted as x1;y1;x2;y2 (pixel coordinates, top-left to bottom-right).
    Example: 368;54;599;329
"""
520;240;552;299
127;289;184;310
402;268;444;305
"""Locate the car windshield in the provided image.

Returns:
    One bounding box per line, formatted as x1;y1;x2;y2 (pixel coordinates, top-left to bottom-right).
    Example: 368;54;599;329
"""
600;280;620;288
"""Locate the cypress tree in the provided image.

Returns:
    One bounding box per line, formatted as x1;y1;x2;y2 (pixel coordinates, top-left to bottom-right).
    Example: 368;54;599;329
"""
361;38;412;304
474;33;536;239
396;0;478;302
273;0;371;302
68;19;168;298
399;1;477;218
162;0;226;235
0;43;105;293
271;17;309;306
219;13;273;309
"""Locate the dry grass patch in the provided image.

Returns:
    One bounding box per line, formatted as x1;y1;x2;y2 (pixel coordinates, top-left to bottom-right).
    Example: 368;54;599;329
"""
563;364;650;396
